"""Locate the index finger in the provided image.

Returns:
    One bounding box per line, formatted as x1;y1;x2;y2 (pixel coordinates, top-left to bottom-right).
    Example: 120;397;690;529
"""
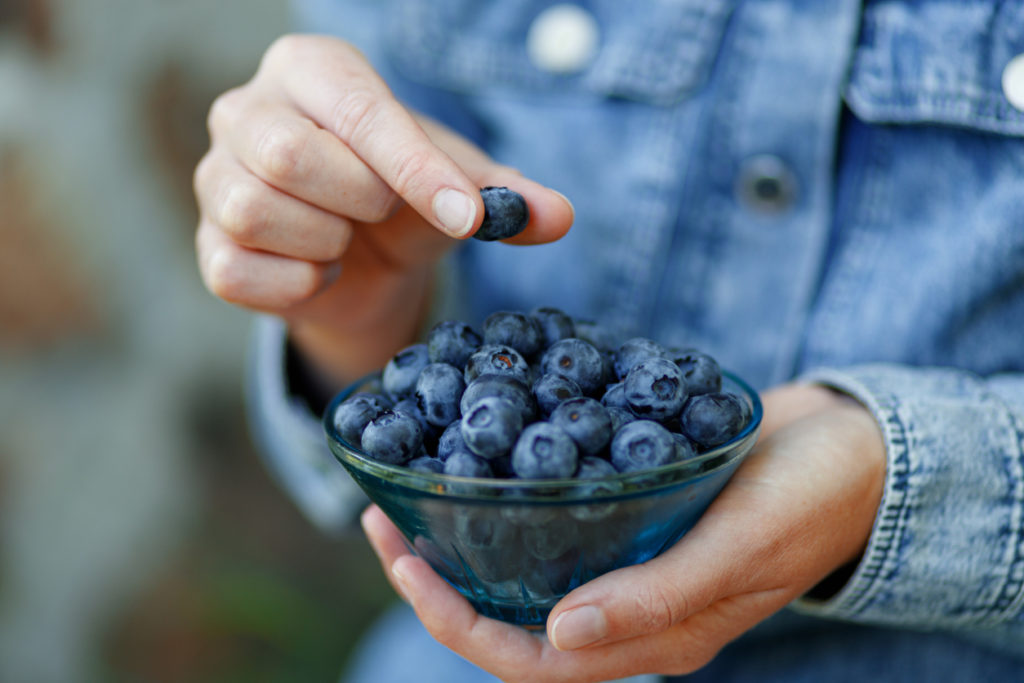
269;36;484;238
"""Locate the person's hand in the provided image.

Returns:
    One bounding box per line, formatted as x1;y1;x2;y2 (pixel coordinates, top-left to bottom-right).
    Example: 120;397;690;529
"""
194;34;574;382
362;383;886;682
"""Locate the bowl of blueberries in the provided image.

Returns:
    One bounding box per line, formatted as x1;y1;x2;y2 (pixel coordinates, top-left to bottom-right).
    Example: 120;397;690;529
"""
324;307;762;627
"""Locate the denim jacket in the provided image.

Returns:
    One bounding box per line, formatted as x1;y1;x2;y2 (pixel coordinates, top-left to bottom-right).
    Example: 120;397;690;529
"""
249;0;1024;674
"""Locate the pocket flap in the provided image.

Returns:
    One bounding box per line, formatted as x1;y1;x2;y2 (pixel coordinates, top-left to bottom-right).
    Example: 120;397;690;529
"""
386;0;733;105
844;1;1024;136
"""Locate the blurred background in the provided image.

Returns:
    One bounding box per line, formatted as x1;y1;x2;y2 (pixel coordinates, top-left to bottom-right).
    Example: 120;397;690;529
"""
0;1;394;681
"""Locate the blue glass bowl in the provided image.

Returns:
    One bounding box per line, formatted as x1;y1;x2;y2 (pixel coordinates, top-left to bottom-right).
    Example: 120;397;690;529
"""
324;372;762;627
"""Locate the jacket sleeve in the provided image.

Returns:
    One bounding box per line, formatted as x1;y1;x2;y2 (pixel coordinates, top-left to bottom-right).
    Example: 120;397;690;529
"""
791;363;1024;652
245;315;368;534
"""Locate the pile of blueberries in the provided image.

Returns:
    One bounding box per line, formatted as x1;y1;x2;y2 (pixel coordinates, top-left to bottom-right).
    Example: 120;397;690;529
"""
332;308;750;483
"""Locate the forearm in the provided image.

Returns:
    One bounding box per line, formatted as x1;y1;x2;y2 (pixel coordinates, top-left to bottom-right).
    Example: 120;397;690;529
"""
793;363;1024;647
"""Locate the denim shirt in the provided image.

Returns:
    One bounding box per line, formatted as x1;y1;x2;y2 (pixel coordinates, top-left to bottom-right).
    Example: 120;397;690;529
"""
249;0;1024;676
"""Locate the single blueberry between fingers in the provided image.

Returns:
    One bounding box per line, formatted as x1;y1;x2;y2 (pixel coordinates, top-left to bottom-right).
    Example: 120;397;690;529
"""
472;186;529;242
679;392;747;449
624;357;688;422
382;343;430;400
550;397;613;456
414;362;466;428
511;422;579;479
460;396;524;460
540;338;605;396
360;410;424;465
426;319;482;367
609;420;678;472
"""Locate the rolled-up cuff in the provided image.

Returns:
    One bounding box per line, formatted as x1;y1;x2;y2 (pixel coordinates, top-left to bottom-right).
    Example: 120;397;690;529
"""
789;364;1024;631
245;315;367;535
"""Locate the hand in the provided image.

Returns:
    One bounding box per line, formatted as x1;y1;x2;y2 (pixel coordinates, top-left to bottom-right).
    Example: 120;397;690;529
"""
362;383;886;682
193;34;574;382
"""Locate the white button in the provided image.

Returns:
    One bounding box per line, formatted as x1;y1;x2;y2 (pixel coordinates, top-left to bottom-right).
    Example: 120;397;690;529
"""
526;4;600;75
1003;53;1024;112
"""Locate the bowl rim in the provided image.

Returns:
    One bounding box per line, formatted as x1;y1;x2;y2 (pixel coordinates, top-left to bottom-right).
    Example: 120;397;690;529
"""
323;369;762;500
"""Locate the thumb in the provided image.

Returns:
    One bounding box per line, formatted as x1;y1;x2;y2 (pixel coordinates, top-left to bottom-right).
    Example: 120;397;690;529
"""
417;116;574;245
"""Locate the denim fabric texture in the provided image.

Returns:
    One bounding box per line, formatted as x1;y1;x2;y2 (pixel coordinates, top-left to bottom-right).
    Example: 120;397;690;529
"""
249;0;1024;678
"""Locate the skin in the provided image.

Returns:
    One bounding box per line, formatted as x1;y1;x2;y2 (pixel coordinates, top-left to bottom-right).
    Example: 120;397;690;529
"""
195;34;888;681
194;34;574;387
362;383;886;682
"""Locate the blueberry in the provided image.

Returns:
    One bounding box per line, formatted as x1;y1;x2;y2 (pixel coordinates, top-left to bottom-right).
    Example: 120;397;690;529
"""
532;373;582;416
414;362;466;428
407;456;445;474
669;349;722;396
530;306;575;348
464;344;531;384
624;357;688;421
600;381;629;411
482;310;544;359
511;422;579;479
427;320;482;368
522;516;577;560
472;186;529;242
382;343;430;399
331;392;391;448
573;319;620;352
461;396;524;460
550;397;613;456
540;338;605;396
672;432;698;461
609;420;678;472
570;456;623;522
605;406;637;434
392;397;438;450
679;392;746;449
437;421;467;461
613;337;666;380
361;410;424;465
461;373;536;424
443;450;494;478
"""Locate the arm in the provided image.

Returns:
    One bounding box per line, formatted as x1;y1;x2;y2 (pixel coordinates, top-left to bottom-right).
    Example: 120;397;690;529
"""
364;366;1024;680
194;34;573;528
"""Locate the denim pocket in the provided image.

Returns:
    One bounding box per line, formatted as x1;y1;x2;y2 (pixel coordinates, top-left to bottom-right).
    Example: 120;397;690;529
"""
385;0;733;105
844;0;1024;136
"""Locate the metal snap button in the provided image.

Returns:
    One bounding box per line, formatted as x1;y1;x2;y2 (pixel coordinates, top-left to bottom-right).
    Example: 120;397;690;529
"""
736;154;799;215
526;4;600;75
1002;53;1024;112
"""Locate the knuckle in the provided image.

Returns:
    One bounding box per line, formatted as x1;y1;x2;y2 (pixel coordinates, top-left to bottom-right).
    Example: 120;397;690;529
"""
217;182;266;243
263;33;305;67
255;120;310;184
192;153;215;199
389;146;433;198
329;87;379;142
204;249;247;302
207;87;243;134
631;582;683;635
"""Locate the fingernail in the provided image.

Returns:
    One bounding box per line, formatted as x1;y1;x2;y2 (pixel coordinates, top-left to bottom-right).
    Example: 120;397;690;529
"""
550;605;607;650
551;189;575;219
392;564;411;601
432;188;476;237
